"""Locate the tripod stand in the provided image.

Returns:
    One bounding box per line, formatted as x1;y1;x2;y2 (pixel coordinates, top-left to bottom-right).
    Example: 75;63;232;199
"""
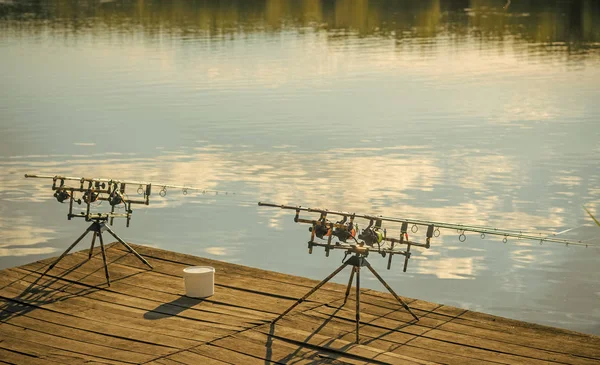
41;218;153;286
272;250;419;343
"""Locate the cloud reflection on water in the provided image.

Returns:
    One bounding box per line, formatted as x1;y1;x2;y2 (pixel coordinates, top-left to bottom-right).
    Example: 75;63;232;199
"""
3;147;595;230
414;256;485;280
0;215;58;257
0;216;56;248
2;145;596;284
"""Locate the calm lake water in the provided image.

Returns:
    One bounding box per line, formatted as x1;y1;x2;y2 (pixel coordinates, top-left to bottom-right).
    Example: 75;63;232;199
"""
1;0;600;335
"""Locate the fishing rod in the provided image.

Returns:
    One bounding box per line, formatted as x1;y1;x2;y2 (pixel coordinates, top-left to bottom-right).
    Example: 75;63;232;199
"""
25;173;238;226
258;202;591;247
258;201;596;343
23;173;239;286
25;173;235;197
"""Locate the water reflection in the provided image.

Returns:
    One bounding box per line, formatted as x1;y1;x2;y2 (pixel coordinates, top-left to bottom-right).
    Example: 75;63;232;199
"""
415;255;484;280
2;148;598;249
1;0;600;57
0;216;57;255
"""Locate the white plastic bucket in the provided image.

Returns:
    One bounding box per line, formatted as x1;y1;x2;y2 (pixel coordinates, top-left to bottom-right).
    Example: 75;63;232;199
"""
183;266;215;298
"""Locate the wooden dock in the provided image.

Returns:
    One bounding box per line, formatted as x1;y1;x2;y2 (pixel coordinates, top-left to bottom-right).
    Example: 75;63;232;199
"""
1;243;599;364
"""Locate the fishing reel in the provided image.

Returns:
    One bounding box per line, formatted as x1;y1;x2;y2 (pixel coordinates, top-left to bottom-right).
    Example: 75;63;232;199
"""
108;191;123;206
308;214;358;242
358;219;384;247
331;216;357;243
309;224;330;239
83;191;99;204
54;190;81;204
54;190;71;203
308;225;356;242
332;225;357;242
308;211;333;240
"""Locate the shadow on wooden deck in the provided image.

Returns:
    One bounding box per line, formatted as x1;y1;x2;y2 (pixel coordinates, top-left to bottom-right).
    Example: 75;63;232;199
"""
0;242;598;364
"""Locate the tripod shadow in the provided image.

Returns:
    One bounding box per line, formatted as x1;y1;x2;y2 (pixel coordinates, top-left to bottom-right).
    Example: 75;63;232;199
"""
1;249;146;323
0;259;99;323
360;302;435;351
263;305;352;364
143;296;205;320
360;317;418;347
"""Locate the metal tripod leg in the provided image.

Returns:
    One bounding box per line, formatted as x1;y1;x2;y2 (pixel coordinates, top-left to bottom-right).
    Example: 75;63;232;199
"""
364;261;419;321
342;266;355;305
97;230;111;286
355;266;361;343
43;225;93;276
272;261;350;324
103;224;153;269
88;232;97;260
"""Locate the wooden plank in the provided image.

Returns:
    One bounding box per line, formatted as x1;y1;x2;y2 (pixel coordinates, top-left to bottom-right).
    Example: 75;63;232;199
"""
0;296;197;351
34;253;276;323
21;252;323;320
0;330;124;365
84;247;343;304
144;360;187;365
214;328;402;365
328;297;446;328
24;242;337;299
112;243;350;294
250;323;437;365
0;348;64;365
190;343;270;365
150;350;233;365
334;296;600;359
1;265;246;334
1;306;177;357
455;310;600;353
0;346;127;365
3;243;599;365
6;267;252;332
25;245;436;317
52;251;286;319
438;316;600;360
108;245;453;315
0;268;238;341
306;304;595;365
360;290;600;358
0;274;226;345
266;312;502;365
0;324;148;364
